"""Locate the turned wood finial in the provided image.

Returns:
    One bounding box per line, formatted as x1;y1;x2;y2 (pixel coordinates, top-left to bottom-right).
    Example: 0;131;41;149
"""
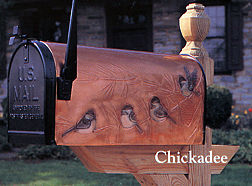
179;3;214;85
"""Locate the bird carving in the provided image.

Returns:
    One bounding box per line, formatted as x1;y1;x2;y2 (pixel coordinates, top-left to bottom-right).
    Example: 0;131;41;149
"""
62;110;96;137
121;105;143;134
179;66;199;97
150;97;176;124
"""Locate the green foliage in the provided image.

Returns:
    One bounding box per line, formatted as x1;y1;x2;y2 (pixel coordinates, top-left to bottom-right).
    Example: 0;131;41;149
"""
0;118;12;152
212;164;252;186
206;85;232;129
0;160;139;186
212;129;252;164
18;145;77;160
0;107;11;152
224;108;252;130
225;114;252;130
0;134;12;152
1;97;8;122
0;160;250;186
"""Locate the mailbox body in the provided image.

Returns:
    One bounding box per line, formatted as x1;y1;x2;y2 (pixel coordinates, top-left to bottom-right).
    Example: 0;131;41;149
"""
47;42;206;146
8;41;206;146
8;41;56;144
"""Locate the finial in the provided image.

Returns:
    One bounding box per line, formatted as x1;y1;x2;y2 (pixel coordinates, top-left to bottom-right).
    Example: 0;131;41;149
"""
179;3;214;85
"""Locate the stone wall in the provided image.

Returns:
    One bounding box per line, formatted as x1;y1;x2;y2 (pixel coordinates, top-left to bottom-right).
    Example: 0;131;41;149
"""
152;0;182;54
77;3;106;47
214;10;252;111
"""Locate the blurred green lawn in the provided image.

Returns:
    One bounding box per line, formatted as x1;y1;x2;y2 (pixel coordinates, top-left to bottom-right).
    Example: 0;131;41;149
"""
0;160;251;186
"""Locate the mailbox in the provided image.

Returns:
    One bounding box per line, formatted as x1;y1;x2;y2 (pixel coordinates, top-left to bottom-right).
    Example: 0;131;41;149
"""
8;40;206;145
8;41;56;144
7;0;206;146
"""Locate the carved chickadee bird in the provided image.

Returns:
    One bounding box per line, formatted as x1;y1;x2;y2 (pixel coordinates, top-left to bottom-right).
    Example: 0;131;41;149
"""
150;97;176;124
62;110;96;137
179;66;199;97
121;105;143;134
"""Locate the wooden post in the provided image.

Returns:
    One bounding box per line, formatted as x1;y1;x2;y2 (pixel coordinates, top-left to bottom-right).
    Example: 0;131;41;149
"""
180;3;213;186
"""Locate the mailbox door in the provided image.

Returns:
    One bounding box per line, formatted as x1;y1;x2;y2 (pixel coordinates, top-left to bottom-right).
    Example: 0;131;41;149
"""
8;41;56;145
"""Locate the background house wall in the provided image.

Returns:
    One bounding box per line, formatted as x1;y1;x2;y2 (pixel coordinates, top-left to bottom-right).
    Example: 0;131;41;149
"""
78;2;107;47
152;0;181;54
214;10;252;111
76;1;183;53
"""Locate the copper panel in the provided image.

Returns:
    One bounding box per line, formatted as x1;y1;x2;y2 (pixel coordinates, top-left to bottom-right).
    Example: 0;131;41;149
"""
46;42;205;146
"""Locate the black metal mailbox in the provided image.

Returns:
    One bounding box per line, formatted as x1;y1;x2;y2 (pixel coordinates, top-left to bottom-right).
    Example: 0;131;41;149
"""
7;0;76;145
8;41;56;144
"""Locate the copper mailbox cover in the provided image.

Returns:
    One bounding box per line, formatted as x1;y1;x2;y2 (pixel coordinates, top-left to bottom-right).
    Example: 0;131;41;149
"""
46;42;206;146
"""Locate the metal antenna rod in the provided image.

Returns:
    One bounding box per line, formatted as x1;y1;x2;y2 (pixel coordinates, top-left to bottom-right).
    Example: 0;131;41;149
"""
57;0;77;100
63;0;77;80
